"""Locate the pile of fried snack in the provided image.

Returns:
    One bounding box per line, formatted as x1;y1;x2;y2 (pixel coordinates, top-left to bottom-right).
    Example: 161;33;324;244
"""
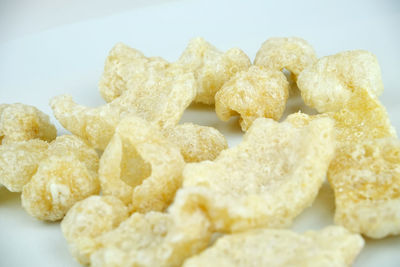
1;37;399;267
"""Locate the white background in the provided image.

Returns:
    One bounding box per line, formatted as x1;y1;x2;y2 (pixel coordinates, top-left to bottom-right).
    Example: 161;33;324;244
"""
0;0;399;266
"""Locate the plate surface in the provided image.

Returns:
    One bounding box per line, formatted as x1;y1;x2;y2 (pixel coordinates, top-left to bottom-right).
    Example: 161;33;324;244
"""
0;0;399;266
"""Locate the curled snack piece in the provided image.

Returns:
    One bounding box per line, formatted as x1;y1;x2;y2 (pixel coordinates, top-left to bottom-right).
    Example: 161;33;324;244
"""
99;42;170;102
99;116;185;212
61;195;129;265
172;116;335;232
215;66;289;131
328;138;400;238
51;65;196;150
0;140;48;192
21;135;100;221
183;226;364;267
163;123;228;162
0;103;56;144
298;50;384;112
254;37;317;79
91;211;211;267
178;37;251;104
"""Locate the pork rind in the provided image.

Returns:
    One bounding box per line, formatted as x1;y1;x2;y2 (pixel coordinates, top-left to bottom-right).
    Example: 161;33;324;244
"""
61;195;129;265
91;211;212;267
162;123;228;162
183;226;364;267
99;116;185;212
172;115;335;232
298;50;384;112
254;37;317;79
178;37;251;104
328;138;400;238
0;139;48;192
21;135;100;221
215;66;289;131
0;103;56;144
98;42;170;102
51;64;196;150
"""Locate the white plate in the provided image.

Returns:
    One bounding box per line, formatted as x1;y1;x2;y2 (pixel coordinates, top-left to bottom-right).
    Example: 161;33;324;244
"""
0;1;399;266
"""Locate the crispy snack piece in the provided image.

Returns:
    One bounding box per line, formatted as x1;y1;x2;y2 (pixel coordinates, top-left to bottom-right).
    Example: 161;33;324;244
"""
99;116;185;213
254;37;317;79
178;37;251;104
171;115;335;232
61;195;129;265
91;211;212;267
0;140;48;192
215;66;289;131
183;226;364;267
0;103;56;144
298;50;384;112
21;135;100;221
328;138;400;238
162;123;228;162
51;65;196;150
99;42;170;102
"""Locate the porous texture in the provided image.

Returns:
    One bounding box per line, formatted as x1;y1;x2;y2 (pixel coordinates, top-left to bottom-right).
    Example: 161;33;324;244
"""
171;115;335;232
215;65;289;131
183;226;364;267
61;195;129;265
298;50;384;112
0;103;56;144
99;116;185;213
51;64;196;150
99;43;170;102
328;138;400;238
0;139;48;192
90;211;212;267
163;123;228;162
254;37;317;78
21;135;100;221
178;37;251;104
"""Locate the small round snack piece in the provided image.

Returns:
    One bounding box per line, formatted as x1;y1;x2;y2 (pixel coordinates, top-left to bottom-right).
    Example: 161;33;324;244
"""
91;211;212;267
172;115;335;233
99;116;185;213
51;64;196;150
215;66;289;131
61;195;129;265
254;37;317;79
21;135;100;221
178;37;251;104
0;139;48;192
99;42;170;102
298;50;384;112
0;103;57;144
183;226;364;267
328;137;400;239
162;123;228;162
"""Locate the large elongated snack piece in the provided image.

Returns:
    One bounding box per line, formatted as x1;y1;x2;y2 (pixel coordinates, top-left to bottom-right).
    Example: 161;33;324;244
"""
178;37;251;104
99;116;185;212
162;123;228;162
298;50;384;112
51;64;196;149
21;135;100;221
0;139;48;192
254;37;317;79
0;103;56;144
328;137;400;238
90;211;212;267
172;115;335;232
61;195;129;265
215;66;289;131
99;42;170;102
183;226;364;267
